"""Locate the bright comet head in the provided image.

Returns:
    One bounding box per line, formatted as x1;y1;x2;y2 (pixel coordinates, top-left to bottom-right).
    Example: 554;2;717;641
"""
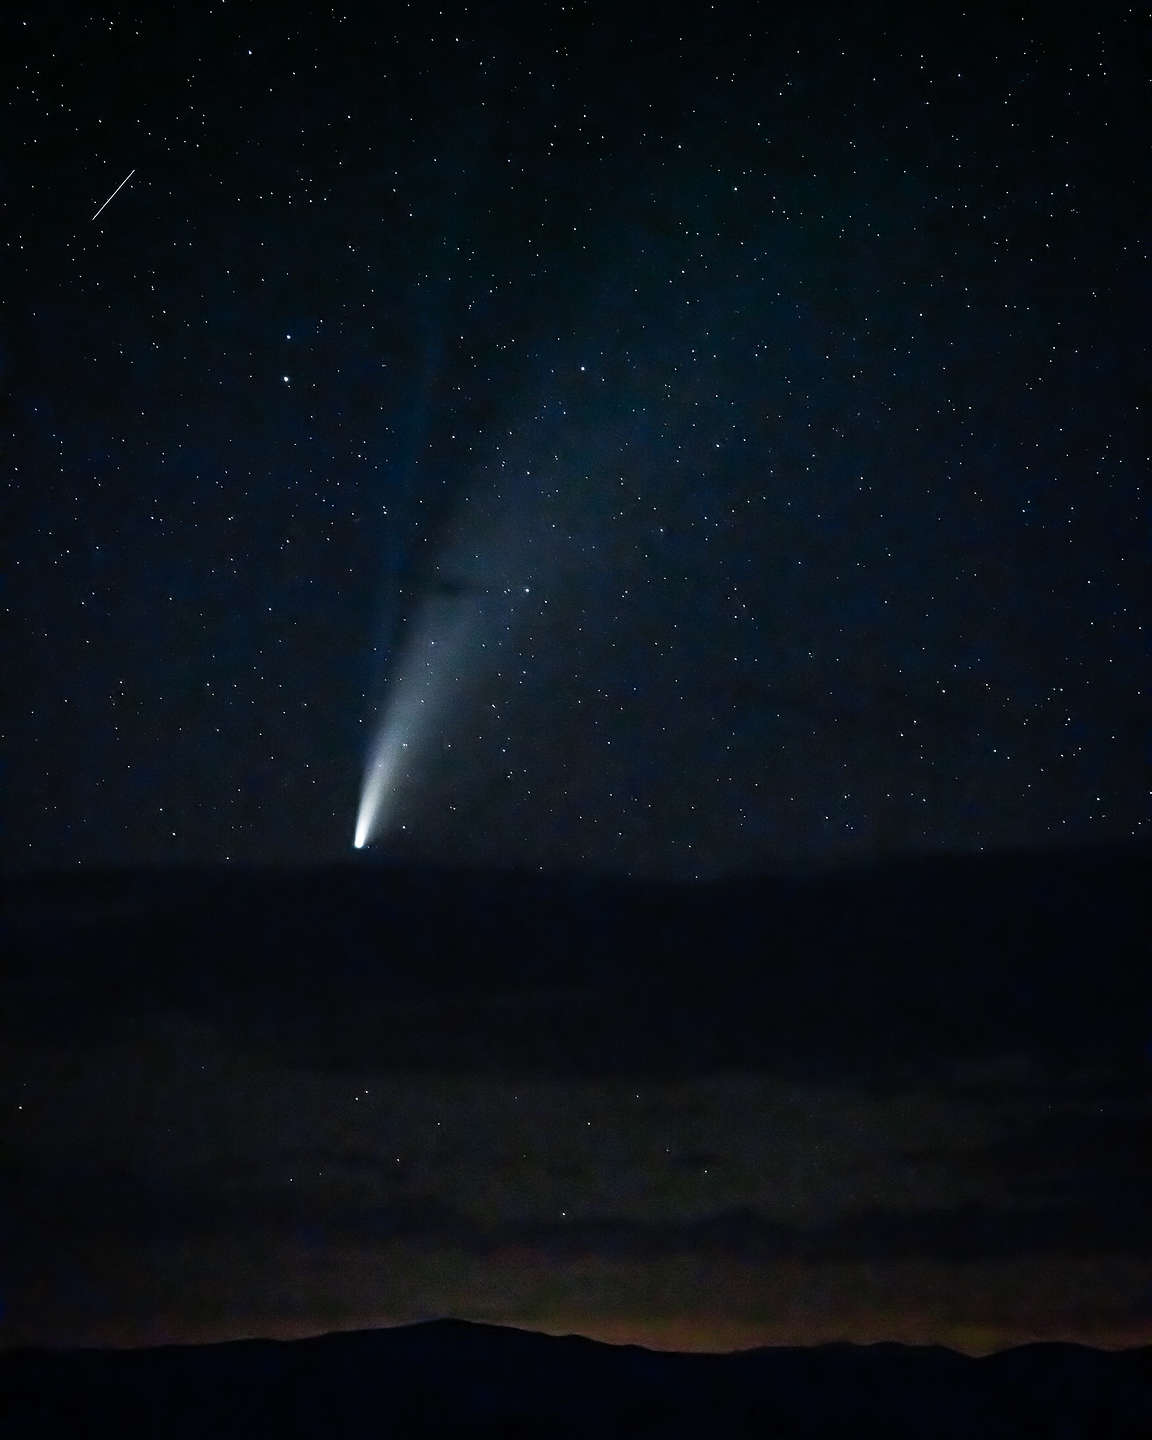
353;714;413;852
354;569;479;857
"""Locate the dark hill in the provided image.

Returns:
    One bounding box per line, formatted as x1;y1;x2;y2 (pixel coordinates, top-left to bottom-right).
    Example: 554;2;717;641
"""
2;1318;1149;1437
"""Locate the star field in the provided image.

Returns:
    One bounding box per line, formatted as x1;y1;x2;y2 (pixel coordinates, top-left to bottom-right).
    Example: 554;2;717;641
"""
4;2;1151;1370
5;5;1144;873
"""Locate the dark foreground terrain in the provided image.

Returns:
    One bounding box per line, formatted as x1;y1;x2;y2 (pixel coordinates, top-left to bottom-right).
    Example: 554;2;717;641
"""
2;1318;1149;1437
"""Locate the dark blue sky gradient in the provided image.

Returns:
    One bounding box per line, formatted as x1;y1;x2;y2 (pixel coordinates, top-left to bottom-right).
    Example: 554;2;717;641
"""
5;4;1144;872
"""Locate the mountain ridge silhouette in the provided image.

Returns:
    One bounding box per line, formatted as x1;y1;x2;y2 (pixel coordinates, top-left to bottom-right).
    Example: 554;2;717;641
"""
3;1317;1149;1437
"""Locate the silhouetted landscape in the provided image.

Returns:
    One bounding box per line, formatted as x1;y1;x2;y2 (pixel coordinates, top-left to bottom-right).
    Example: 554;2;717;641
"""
4;1318;1151;1437
3;844;1150;1432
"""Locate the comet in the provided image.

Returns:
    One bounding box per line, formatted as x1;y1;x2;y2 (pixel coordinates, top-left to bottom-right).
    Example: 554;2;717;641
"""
91;169;136;222
353;582;480;852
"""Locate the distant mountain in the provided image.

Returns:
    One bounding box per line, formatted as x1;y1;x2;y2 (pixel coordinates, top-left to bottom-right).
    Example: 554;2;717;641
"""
2;1318;1149;1437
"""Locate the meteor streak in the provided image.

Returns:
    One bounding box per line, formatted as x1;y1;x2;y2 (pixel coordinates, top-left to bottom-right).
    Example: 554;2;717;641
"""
91;168;136;222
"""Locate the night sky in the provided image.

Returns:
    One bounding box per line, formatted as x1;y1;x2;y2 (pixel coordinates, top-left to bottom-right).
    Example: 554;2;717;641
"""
5;3;1145;873
3;2;1149;1364
4;852;1151;1354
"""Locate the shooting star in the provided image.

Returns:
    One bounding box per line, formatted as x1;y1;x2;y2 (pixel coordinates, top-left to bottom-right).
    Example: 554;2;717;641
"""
91;168;136;222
